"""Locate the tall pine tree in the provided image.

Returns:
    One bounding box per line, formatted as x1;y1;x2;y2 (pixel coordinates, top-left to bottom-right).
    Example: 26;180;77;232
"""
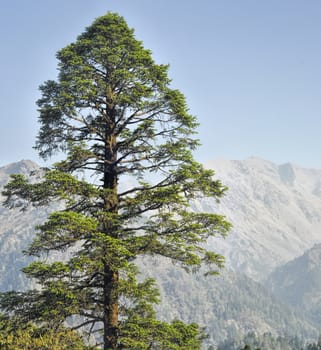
0;13;230;349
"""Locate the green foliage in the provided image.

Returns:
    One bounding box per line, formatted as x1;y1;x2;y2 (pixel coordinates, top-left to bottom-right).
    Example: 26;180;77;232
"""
0;12;230;349
0;315;95;349
120;317;205;349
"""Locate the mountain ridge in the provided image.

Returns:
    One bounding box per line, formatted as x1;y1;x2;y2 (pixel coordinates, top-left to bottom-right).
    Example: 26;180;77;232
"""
266;243;321;324
196;157;321;280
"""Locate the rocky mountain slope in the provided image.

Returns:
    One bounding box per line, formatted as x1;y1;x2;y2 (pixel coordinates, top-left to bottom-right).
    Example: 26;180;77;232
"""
194;157;321;280
0;160;51;290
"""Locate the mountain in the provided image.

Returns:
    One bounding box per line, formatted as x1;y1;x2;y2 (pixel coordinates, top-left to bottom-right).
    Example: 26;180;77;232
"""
0;160;39;186
4;157;321;283
1;158;321;347
266;243;321;324
193;157;321;280
0;160;50;290
141;259;318;346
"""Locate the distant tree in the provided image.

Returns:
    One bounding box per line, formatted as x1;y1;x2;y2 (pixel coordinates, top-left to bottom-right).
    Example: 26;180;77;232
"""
306;344;317;350
0;12;230;350
218;332;305;350
306;334;321;350
240;345;261;350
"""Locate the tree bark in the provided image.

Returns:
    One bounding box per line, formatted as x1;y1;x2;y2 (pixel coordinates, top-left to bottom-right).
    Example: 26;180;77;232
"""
103;120;119;349
103;267;119;350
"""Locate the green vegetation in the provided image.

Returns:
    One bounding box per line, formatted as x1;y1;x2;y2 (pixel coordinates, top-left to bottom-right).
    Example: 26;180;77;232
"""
138;259;316;346
0;315;96;349
0;13;230;349
217;332;304;350
216;332;321;350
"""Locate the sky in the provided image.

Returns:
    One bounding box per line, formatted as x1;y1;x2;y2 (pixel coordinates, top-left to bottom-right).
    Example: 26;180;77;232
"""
1;0;321;168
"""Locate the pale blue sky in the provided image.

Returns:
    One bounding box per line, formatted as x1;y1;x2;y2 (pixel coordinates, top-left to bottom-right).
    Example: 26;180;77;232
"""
1;0;321;168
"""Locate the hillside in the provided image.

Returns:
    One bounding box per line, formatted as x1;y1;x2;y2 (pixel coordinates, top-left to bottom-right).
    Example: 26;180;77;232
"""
267;243;321;324
141;259;318;346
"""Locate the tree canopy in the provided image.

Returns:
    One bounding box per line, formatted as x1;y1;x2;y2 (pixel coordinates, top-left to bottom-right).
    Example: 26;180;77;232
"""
0;13;230;349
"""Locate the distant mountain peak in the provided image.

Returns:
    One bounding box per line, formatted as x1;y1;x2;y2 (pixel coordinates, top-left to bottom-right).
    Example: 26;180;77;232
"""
0;159;39;172
0;160;40;186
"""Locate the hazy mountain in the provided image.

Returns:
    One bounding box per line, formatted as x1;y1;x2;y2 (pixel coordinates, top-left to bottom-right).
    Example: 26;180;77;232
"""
1;158;321;346
4;157;321;282
141;259;318;346
0;160;39;186
194;157;321;280
0;160;50;290
266;243;321;324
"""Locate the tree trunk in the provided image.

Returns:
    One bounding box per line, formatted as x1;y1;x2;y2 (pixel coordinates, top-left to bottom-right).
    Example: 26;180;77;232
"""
103;267;119;350
103;125;119;349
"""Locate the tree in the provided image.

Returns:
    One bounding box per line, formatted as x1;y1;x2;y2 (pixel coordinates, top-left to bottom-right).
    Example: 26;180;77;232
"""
240;346;261;350
0;13;230;349
0;314;96;350
306;334;321;350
